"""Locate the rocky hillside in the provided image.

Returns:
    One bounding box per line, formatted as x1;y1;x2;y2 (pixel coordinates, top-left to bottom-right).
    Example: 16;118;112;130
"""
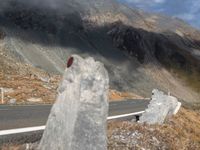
0;0;200;103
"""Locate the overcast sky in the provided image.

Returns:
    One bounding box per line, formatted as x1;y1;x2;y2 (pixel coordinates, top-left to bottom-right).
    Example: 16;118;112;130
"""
118;0;200;29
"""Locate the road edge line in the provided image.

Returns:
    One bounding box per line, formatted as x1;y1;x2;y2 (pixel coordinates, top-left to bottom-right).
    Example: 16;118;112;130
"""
0;111;145;136
0;126;45;136
107;111;145;120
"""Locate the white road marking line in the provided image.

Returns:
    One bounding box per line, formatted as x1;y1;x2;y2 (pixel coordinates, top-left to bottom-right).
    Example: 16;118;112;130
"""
0;109;9;111
0;126;46;136
109;103;118;106
6;104;52;107
107;111;145;120
0;111;145;136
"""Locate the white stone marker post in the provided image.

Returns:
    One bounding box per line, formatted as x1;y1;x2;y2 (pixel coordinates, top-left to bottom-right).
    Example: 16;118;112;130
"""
1;88;4;104
39;55;109;150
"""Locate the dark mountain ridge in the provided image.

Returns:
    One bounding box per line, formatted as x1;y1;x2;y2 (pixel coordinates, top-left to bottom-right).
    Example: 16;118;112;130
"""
0;0;200;103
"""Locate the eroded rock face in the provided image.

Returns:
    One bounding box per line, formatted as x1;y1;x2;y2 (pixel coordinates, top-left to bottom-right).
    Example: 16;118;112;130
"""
38;55;109;150
140;89;181;124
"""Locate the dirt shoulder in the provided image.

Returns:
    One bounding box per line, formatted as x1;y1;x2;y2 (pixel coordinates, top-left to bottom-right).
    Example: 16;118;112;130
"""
0;73;144;104
108;108;200;150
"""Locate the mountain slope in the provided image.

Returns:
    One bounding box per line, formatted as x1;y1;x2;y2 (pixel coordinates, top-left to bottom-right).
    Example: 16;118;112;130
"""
0;0;200;103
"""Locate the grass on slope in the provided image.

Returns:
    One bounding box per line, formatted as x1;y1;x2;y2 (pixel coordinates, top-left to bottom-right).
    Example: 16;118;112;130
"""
108;108;200;150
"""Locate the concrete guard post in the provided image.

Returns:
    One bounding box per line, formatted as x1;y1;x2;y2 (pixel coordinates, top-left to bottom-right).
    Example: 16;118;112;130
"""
38;55;109;150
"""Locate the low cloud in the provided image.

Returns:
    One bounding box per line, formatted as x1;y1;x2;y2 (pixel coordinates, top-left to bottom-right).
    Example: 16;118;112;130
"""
119;0;200;29
124;0;165;4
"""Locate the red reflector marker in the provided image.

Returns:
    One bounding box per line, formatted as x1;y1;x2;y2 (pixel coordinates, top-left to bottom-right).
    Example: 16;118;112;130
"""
67;57;74;68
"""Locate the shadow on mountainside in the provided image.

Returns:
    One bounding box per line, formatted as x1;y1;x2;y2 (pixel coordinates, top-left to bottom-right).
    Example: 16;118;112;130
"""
0;4;200;65
0;1;200;99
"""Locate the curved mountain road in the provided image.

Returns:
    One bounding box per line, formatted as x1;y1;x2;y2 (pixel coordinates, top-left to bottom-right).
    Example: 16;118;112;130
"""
0;100;149;131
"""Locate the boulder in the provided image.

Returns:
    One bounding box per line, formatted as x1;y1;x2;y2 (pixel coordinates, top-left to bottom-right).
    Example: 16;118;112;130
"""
140;89;181;124
38;55;109;150
8;98;16;105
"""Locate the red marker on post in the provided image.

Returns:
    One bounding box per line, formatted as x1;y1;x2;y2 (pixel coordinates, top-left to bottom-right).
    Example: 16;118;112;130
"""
67;57;74;68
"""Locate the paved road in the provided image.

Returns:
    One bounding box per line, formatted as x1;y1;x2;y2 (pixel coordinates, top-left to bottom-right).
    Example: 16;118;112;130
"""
0;100;149;130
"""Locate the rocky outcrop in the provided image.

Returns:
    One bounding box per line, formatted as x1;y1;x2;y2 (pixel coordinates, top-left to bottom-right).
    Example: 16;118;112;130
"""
108;23;199;69
108;25;146;63
0;30;5;39
38;55;109;150
140;89;181;124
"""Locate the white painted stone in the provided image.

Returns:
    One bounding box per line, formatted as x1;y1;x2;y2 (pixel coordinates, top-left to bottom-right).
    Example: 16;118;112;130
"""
8;99;16;104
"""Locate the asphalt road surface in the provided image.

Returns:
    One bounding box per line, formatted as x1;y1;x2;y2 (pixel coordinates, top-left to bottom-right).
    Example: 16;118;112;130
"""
0;100;149;131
